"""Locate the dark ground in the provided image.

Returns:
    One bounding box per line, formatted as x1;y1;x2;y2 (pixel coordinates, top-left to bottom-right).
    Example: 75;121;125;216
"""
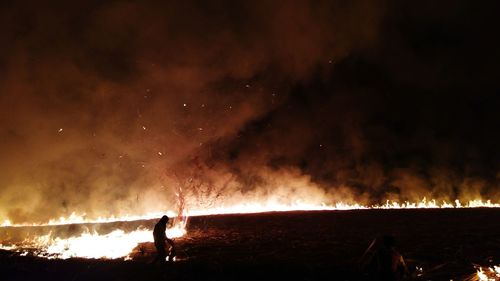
1;209;499;281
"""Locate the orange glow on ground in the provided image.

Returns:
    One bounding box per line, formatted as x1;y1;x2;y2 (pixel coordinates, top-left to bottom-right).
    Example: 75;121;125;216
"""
1;198;499;260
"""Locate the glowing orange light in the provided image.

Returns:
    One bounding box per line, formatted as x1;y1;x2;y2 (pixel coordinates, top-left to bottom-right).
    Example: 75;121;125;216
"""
476;265;500;281
1;198;499;260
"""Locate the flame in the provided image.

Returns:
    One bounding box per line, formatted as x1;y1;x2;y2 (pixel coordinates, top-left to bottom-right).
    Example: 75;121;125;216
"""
0;211;180;227
476;265;500;281
0;223;186;260
184;198;500;216
1;198;499;260
2;198;498;227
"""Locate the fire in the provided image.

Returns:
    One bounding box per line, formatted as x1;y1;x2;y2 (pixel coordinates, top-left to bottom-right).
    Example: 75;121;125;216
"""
36;229;151;259
2;198;498;227
184;198;500;216
0;211;180;227
476;265;500;281
0;223;186;260
0;198;499;260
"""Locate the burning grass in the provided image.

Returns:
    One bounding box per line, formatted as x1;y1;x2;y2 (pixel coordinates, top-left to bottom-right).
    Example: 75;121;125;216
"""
0;210;499;280
1;201;500;280
1;199;499;261
469;265;500;281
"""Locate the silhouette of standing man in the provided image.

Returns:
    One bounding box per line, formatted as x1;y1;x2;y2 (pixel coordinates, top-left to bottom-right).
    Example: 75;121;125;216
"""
152;215;176;263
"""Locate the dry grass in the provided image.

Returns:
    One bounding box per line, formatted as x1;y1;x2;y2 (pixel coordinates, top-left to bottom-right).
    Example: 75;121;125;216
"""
2;209;500;280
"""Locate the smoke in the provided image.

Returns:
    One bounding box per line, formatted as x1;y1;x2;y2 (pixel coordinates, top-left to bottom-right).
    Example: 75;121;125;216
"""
0;1;499;224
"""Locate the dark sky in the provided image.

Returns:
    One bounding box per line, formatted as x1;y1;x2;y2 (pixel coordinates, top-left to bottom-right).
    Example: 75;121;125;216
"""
1;0;499;223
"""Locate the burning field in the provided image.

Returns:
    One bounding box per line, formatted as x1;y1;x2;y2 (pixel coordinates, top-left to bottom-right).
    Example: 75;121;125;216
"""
2;1;500;281
1;203;500;281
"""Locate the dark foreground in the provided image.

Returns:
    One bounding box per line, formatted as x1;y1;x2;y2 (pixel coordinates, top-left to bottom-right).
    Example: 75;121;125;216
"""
1;209;499;281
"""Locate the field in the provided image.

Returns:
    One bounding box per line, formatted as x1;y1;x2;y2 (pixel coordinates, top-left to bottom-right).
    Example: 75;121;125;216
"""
1;209;499;281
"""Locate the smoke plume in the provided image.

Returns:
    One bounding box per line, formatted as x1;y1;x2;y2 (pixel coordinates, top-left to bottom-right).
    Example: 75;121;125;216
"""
0;0;499;223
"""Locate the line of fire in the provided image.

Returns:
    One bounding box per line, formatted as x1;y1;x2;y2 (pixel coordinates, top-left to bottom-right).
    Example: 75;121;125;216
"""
1;1;500;281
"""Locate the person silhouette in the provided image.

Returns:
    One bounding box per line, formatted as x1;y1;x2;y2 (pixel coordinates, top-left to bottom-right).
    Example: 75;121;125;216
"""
152;215;176;263
360;235;409;281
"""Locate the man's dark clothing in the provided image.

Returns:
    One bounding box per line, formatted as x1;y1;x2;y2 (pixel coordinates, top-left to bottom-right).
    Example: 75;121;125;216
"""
153;221;168;262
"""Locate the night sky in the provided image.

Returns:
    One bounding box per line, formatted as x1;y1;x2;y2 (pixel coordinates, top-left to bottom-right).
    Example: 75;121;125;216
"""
1;0;499;223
